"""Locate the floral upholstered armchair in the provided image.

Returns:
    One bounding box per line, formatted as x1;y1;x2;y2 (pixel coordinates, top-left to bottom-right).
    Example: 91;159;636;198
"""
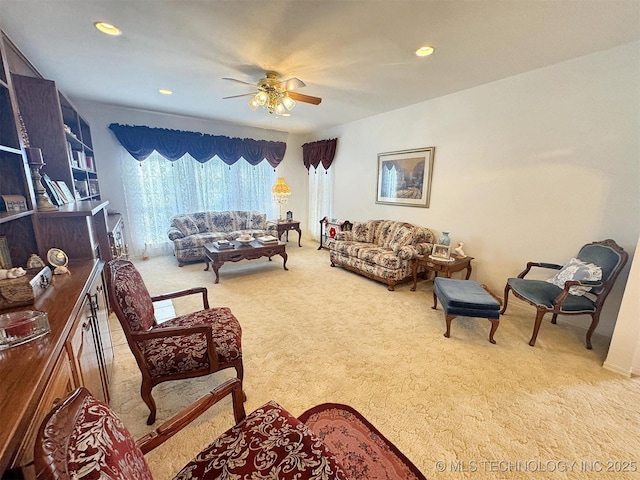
35;379;427;480
105;259;244;424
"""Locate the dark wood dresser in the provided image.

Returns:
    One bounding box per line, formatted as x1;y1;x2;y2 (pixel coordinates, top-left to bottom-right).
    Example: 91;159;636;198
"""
0;259;112;479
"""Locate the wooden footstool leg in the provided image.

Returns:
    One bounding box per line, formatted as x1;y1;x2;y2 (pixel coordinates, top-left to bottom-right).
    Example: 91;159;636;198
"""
444;314;456;338
432;291;438;310
488;319;499;344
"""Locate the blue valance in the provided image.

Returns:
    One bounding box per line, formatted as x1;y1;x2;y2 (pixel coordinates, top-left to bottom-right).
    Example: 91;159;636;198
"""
108;124;286;168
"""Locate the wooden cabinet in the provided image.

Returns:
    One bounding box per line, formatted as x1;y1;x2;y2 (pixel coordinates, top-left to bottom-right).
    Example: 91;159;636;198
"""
0;260;112;478
37;200;111;260
9;352;74;480
67;267;112;403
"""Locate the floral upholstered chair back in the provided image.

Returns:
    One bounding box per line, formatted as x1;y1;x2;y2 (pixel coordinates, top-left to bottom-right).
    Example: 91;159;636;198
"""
107;260;156;333
35;387;153;480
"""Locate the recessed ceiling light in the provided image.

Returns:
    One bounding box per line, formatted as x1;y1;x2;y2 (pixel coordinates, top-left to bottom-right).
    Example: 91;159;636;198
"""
416;46;435;57
158;89;173;95
94;22;122;36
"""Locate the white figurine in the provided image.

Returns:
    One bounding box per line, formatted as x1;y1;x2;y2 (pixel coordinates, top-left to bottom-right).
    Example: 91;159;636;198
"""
0;267;27;279
454;242;466;257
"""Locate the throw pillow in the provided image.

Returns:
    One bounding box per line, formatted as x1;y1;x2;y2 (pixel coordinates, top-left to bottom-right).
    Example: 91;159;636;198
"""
545;258;602;296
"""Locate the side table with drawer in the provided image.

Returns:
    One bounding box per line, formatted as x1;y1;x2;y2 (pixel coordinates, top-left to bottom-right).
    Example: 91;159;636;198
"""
411;255;474;291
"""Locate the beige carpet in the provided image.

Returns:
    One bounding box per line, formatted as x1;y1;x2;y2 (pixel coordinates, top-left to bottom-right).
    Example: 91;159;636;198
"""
108;245;640;479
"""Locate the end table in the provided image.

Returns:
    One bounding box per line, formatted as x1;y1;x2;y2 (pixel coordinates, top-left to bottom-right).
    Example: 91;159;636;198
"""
269;220;302;247
411;255;474;291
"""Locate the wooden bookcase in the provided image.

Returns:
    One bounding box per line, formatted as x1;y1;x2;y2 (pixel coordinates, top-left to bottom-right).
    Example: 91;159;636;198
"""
0;31;111;264
11;74;99;203
0;32;38;267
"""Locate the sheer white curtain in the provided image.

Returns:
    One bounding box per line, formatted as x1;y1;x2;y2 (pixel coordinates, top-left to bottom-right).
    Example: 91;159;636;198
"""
119;150;277;257
307;165;333;241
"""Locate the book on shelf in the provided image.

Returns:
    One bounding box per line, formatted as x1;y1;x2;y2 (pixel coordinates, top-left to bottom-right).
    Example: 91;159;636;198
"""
257;235;278;244
56;181;75;203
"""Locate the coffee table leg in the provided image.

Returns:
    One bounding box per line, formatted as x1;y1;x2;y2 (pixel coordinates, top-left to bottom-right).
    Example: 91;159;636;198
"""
212;261;223;284
204;258;210;271
281;251;288;271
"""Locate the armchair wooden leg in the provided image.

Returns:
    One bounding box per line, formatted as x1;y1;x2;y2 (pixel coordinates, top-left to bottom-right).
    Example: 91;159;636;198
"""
528;308;547;347
235;359;247;402
551;313;558;325
585;312;600;350
141;381;157;425
500;284;511;314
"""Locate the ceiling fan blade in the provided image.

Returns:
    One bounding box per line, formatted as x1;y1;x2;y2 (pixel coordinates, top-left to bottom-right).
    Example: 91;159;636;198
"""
288;91;322;105
278;77;306;91
223;93;255;99
222;77;257;87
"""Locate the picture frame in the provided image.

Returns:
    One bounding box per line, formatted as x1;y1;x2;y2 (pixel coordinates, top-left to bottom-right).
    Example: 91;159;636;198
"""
429;243;452;261
376;147;435;207
286;210;293;221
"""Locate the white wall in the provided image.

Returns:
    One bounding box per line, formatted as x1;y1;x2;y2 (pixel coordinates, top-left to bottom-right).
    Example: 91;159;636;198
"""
72;102;311;251
313;42;640;339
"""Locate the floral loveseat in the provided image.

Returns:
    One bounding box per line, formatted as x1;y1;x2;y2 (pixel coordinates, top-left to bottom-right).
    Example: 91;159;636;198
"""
329;219;434;290
168;210;274;265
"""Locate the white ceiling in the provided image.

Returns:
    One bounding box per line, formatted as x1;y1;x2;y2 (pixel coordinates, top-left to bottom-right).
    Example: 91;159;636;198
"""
1;1;639;134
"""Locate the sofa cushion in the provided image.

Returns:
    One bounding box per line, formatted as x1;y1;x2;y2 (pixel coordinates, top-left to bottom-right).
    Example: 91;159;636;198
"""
389;224;415;252
352;221;379;243
356;246;402;269
172;215;200;236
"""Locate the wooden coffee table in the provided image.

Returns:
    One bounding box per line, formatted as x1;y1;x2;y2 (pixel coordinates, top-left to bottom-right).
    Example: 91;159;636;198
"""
411;255;474;291
204;240;288;284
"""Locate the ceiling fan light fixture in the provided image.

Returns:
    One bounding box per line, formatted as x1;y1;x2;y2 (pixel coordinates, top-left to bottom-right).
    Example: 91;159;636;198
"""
255;91;269;105
248;97;259;111
282;93;296;111
274;101;286;115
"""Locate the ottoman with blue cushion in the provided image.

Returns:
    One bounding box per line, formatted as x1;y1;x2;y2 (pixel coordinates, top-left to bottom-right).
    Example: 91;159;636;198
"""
433;277;501;344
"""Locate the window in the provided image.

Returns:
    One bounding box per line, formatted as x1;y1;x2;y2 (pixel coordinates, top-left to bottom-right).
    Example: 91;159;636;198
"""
120;150;276;256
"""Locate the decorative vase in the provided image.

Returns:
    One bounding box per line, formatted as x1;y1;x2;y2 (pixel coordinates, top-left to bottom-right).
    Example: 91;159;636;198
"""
438;231;451;246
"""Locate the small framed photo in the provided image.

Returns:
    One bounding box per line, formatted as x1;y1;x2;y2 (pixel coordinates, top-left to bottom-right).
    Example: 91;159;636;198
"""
430;243;452;261
286;210;293;221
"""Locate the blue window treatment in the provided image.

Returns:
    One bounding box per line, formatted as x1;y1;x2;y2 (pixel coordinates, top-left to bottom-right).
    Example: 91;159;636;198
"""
108;124;286;167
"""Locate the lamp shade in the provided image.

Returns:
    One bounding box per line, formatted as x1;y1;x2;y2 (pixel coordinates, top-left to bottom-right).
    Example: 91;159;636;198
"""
271;177;291;197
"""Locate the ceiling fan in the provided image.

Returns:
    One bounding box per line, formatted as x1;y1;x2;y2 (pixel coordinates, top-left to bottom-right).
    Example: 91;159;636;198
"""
223;71;322;116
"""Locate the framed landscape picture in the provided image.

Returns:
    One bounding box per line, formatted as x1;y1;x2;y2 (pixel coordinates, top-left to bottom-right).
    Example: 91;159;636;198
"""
376;147;435;207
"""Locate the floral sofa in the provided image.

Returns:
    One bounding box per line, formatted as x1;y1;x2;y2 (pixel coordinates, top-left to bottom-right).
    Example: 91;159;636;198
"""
168;210;274;265
329;219;434;290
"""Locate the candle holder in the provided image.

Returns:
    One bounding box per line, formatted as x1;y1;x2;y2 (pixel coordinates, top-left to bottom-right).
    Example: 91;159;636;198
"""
26;147;58;211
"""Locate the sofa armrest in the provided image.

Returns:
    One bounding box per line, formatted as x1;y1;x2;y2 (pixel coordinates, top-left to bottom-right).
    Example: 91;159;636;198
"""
396;245;420;260
168;227;185;241
412;242;433;256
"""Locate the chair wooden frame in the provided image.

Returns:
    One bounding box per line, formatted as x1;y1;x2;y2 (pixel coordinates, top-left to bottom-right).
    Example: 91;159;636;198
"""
105;259;244;424
501;239;628;349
